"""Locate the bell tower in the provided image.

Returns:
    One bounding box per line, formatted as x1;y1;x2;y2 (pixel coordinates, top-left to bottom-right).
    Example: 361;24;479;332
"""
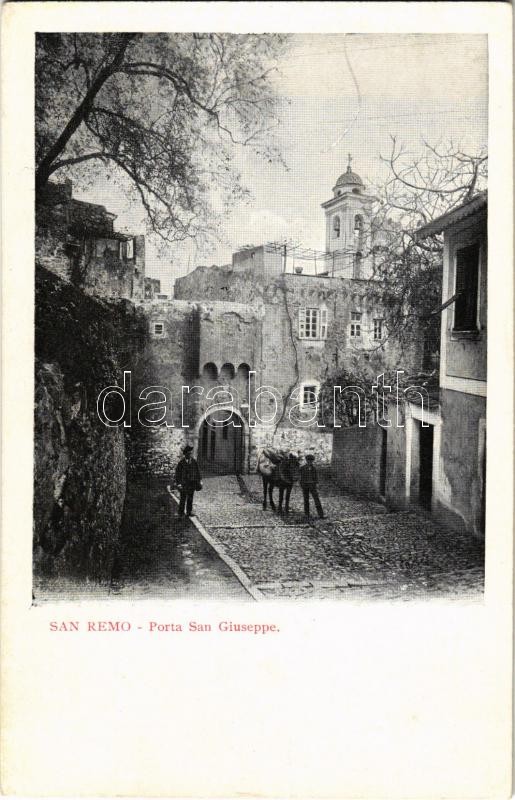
321;155;374;279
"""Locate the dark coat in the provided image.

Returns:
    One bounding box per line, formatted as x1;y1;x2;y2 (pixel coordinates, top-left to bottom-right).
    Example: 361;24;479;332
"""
300;463;318;488
175;457;201;490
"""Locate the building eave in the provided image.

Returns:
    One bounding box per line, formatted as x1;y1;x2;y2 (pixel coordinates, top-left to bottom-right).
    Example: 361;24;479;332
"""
321;192;375;210
416;191;487;240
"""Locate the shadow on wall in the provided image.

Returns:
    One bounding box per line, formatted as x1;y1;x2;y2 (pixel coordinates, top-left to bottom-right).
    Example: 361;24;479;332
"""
33;266;142;580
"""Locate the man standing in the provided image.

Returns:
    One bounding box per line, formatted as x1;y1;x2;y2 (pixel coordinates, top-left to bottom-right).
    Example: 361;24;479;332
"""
175;445;202;517
300;454;325;519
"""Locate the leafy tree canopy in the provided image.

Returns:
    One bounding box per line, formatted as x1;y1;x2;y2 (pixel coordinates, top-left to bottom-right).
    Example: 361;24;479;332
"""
36;32;288;244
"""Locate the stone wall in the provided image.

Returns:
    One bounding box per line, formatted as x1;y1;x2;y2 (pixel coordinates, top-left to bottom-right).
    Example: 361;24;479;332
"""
435;389;486;538
172;265;423;474
175;267;423;394
331;424;384;497
33;267;139;580
126;426;189;478
232;245;283;281
175;263;266;305
250;424;333;471
383;401;409;510
36;180;145;302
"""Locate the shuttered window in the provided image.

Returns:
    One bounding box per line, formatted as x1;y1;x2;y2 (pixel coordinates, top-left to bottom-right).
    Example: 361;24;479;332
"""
454;243;479;331
320;308;328;339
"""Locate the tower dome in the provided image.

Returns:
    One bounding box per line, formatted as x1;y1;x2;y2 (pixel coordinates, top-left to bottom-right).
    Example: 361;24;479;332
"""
335;165;364;188
333;155;364;194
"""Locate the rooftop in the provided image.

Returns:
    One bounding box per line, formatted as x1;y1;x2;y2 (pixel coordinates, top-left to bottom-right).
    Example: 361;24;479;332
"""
416;191;487;239
335;164;364;188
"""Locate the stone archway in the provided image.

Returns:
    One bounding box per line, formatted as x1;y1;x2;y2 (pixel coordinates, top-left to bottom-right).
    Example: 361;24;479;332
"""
195;407;248;475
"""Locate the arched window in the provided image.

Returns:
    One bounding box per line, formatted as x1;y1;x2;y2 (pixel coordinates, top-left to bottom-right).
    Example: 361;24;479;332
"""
333;215;341;238
220;362;235;381
237;363;251;381
202;362;218;380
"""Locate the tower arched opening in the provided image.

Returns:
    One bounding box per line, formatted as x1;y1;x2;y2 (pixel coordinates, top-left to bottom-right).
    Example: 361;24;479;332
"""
202;362;218;380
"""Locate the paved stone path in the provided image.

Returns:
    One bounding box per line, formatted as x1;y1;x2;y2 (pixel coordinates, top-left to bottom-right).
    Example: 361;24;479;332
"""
189;473;484;601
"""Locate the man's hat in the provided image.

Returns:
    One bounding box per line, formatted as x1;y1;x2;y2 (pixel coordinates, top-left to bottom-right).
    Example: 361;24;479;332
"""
183;445;193;454
305;453;315;461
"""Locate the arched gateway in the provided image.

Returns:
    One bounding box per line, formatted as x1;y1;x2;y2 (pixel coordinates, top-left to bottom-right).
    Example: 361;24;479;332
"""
196;408;246;475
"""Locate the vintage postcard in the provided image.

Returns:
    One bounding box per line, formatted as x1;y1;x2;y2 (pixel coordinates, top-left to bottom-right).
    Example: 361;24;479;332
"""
1;2;513;797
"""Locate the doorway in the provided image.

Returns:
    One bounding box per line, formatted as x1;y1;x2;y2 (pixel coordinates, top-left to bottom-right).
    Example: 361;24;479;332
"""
198;411;244;474
379;427;387;498
418;423;434;509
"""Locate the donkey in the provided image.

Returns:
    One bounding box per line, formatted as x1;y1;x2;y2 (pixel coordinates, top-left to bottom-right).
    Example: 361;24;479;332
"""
257;449;300;514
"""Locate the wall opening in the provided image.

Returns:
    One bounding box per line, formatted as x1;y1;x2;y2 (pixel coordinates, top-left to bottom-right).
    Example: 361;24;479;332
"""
419;423;434;509
202;362;218;380
237;363;251;381
379;427;387;497
220;362;235;381
198;410;244;475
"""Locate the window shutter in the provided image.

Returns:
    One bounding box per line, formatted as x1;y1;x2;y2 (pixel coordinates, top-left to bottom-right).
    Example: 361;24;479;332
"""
320;308;328;339
299;307;306;338
454;244;479;330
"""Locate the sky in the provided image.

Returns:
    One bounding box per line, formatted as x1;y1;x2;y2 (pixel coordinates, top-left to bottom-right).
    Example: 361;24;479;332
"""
74;33;488;295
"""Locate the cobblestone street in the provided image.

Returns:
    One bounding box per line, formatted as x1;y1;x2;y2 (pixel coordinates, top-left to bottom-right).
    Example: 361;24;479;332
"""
34;474;484;603
186;473;484;601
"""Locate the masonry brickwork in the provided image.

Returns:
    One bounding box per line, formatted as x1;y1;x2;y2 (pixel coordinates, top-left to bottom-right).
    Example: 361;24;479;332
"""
36;180;146;301
33;267;147;579
33;166;439;580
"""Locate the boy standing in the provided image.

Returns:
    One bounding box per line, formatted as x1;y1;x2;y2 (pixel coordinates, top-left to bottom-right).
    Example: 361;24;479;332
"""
300;454;325;519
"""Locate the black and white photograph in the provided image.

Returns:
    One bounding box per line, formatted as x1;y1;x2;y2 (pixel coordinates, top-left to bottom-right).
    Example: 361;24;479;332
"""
2;3;513;798
33;30;489;602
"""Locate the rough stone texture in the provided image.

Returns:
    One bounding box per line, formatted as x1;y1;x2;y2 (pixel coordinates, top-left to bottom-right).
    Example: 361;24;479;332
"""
435;389;486;538
126;300;201;474
175;263;266;305
175;269;423;407
34;267;134;579
127;427;189;478
331;424;384;497
384;401;409;510
189;475;484;601
232;245;284;281
36;180;146;302
172;266;424;474
249;425;333;470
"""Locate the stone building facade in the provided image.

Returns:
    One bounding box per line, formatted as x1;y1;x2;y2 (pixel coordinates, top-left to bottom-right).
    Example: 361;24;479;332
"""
36;179;146;301
328;192;487;539
161;165;424;475
416;192;487;538
36;167;425;480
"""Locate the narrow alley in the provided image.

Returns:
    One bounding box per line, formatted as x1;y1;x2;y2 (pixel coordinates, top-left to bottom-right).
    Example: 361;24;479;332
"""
185;473;484;601
34;472;483;603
